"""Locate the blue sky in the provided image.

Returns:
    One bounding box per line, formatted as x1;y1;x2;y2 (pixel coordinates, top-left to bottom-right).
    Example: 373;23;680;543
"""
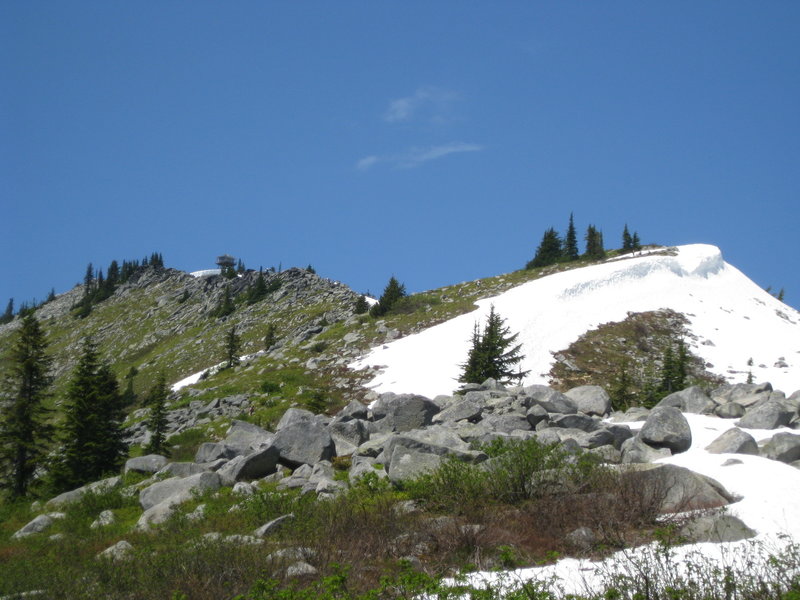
2;2;798;312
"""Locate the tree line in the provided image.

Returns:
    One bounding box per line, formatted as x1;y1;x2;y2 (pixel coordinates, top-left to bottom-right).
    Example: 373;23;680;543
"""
0;314;170;499
526;214;642;269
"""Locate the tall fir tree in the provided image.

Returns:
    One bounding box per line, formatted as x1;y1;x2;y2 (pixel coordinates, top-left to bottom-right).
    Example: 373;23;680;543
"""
631;232;642;252
213;285;235;318
562;213;579;262
144;375;170;457
459;305;529;385
526;228;563;269
0;298;13;324
369;276;406;317
584;225;605;260
247;270;268;305
353;295;369;315
51;339;127;492
0;315;54;498
622;225;633;253
224;325;241;369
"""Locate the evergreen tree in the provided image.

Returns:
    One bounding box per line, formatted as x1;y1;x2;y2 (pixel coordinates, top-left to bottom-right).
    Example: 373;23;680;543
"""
369;276;406;317
526;228;563;269
622;225;633;253
563;213;579;262
584;225;605;260
93;363;127;476
353;295;369;315
0;315;53;498
0;298;13;324
121;366;138;407
263;323;277;351
237;259;246;274
306;264;316;274
459;305;529;385
631;232;642;252
212;285;235;318
610;358;636;411
83;263;95;293
46;288;56;303
224;326;241;369
52;339;127;491
746;358;754;384
247;270;268;305
658;339;687;395
144;375;170;456
106;260;120;288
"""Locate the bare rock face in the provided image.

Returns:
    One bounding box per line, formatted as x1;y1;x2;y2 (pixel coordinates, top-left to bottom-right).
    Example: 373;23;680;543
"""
657;386;716;414
639;406;692;453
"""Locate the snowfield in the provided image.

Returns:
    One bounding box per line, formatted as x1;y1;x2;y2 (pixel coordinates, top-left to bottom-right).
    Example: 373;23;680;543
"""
351;244;800;398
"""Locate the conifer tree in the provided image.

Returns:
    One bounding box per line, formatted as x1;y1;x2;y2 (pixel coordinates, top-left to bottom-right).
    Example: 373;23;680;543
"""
622;225;633;253
631;232;641;252
263;323;277;351
0;298;13;324
459;305;529;385
610;359;636;411
0;315;53;498
353;295;369;315
52;339;127;492
369;276;406;317
658;339;687;395
526;228;563;269
306;264;316;274
563;213;579;262
746;358;754;384
144;375;170;457
46;288;56;303
213;285;235;318
224;326;241;369
237;259;246;274
247;270;268;305
121;366;138;408
584;225;605;260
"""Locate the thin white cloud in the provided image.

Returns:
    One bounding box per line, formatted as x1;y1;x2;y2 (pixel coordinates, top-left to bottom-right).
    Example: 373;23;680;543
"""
383;86;459;123
355;142;483;171
356;155;380;171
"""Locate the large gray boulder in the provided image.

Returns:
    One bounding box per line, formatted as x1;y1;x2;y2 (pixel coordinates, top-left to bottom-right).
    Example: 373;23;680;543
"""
657;387;716;414
714;403;746;419
712;382;772;408
217;444;280;484
432;397;483;424
97;540;134;561
524;385;577;414
381;394;440;432
223;421;275;456
549;413;601;432
480;413;531;434
329;419;368;456
761;432;800;463
385;426;486;483
139;472;221;511
46;476;121;508
737;400;793;430
158;462;209;478
125;454;169;475
705;428;759;455
276;408;317;431
681;514;756;543
194;442;238;463
620;436;672;464
12;513;65;539
334;400;369;422
639;406;692;453
272;421;335;467
620;464;735;513
564;385;612;416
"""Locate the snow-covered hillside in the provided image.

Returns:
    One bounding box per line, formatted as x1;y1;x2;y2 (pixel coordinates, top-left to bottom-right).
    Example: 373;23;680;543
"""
352;245;800;397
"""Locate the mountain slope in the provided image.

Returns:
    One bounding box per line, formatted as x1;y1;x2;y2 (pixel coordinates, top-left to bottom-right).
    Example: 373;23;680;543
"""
352;244;800;397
